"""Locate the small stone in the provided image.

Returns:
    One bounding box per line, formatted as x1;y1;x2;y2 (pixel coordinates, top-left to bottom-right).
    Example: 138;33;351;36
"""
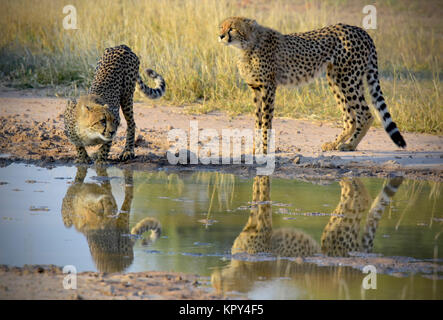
294;257;304;264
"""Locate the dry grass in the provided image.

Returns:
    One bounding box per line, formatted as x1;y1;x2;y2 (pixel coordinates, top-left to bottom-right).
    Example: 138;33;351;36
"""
0;0;441;133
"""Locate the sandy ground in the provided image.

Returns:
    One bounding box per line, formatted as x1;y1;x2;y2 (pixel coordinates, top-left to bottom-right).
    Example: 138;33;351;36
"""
1;256;441;300
0;87;441;181
0;265;220;300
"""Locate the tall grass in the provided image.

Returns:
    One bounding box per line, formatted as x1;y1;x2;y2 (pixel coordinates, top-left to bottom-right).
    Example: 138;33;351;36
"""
0;0;441;134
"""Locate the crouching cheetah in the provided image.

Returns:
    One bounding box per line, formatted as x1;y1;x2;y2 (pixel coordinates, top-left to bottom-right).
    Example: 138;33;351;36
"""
218;17;406;153
64;45;166;163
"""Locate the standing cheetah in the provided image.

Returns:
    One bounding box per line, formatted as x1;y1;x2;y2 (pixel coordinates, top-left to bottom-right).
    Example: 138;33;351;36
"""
64;45;165;163
218;17;406;153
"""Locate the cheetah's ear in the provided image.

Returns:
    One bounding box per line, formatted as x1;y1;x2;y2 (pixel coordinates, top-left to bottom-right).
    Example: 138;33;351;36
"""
67;98;77;107
247;19;258;28
245;19;258;36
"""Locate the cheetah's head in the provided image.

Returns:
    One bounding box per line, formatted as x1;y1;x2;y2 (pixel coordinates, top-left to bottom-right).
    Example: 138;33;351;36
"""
62;183;118;232
75;94;117;146
218;17;258;49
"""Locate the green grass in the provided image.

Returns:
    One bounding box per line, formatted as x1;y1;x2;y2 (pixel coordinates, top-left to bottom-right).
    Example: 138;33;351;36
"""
0;0;441;134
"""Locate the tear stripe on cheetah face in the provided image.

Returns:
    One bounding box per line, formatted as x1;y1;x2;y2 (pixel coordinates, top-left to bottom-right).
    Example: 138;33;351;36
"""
64;45;166;163
219;17;406;152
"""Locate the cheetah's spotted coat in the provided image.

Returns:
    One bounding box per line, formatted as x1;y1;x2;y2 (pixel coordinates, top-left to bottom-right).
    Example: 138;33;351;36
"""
64;45;165;163
219;17;406;153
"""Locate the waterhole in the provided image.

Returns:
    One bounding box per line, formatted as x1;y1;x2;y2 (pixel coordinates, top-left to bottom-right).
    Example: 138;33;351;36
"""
0;164;441;299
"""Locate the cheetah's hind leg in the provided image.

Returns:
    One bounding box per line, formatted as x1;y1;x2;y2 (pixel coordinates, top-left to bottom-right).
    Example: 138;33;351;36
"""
322;65;358;151
338;75;374;151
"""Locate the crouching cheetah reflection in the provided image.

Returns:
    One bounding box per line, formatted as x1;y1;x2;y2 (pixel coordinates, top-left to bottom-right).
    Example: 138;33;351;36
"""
212;175;403;294
64;45;166;164
61;167;161;272
219;17;406;153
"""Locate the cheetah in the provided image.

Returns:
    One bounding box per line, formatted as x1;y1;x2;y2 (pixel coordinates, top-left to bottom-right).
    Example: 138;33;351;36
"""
218;17;406;153
64;45;165;163
61;167;161;272
211;175;403;295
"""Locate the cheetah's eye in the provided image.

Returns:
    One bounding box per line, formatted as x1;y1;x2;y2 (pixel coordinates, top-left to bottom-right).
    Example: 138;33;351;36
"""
100;119;107;126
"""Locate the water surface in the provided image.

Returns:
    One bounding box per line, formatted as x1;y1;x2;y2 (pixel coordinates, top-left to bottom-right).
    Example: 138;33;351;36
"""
0;164;441;299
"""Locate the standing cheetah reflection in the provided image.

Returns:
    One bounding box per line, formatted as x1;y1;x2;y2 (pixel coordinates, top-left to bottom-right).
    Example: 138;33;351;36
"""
61;167;161;272
212;175;402;295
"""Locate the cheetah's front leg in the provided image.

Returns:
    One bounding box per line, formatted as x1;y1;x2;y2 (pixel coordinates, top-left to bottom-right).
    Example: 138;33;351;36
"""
94;166;113;193
259;83;276;155
94;141;112;164
73;166;88;183
74;145;92;164
120;169;134;213
120;96;136;161
250;85;263;155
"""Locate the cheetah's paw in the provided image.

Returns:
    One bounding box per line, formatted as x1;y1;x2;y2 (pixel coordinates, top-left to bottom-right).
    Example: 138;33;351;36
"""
119;151;135;162
321;142;337;151
74;157;92;165
94;158;109;166
337;143;356;152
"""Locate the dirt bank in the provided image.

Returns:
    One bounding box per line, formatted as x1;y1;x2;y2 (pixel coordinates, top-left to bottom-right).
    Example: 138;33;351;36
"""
0;264;221;300
0;87;441;181
1;254;441;300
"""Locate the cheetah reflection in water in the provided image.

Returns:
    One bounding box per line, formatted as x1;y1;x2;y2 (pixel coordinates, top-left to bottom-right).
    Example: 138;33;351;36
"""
211;175;403;295
61;167;161;273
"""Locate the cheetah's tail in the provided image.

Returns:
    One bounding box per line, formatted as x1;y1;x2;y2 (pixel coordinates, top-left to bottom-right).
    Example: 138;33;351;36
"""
137;69;166;99
366;53;406;148
360;176;403;252
130;217;162;243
